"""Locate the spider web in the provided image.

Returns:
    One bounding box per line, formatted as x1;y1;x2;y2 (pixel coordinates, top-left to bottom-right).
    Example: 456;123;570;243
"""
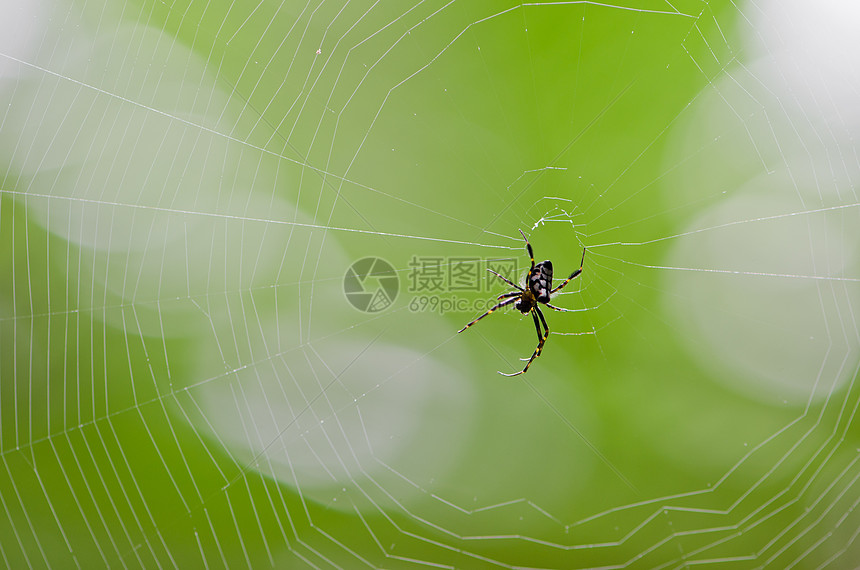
2;0;860;568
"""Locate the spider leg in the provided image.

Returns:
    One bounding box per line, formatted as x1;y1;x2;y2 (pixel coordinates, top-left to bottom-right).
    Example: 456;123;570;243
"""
499;307;549;376
543;302;576;312
550;247;586;295
497;291;522;300
534;306;549;356
487;268;523;291
457;296;518;333
519;229;535;270
531;307;543;343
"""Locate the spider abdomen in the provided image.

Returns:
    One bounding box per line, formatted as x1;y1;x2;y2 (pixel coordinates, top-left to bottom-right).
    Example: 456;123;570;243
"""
530;260;553;303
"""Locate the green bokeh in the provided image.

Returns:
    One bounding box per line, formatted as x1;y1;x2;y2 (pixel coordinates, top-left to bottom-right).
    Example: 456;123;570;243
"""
2;0;859;568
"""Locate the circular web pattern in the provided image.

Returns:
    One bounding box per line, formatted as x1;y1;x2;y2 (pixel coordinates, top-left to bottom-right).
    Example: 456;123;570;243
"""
2;0;860;568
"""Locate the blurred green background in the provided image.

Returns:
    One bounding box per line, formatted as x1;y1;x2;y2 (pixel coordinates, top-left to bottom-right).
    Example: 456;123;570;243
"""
2;0;860;567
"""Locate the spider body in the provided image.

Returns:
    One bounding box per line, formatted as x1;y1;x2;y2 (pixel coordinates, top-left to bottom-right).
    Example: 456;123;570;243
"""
524;260;552;306
458;230;585;376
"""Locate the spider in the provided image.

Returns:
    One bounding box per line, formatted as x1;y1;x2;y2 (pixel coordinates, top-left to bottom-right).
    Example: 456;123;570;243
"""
458;229;586;376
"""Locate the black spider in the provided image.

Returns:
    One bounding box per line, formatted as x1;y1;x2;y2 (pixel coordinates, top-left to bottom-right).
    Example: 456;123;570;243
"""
458;229;586;376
